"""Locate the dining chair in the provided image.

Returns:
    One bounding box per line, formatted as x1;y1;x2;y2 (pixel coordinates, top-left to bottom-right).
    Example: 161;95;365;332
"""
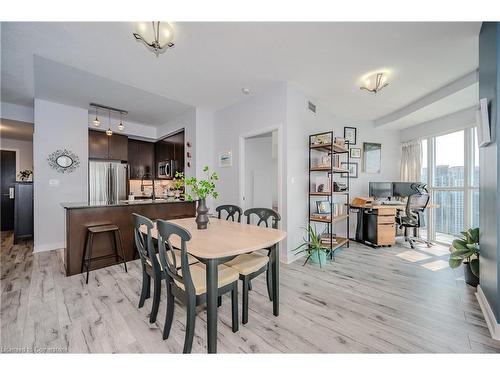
225;207;281;324
133;213;198;324
156;219;240;353
215;204;243;222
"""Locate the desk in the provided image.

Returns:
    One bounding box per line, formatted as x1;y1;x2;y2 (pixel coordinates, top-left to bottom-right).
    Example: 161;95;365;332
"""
147;218;287;353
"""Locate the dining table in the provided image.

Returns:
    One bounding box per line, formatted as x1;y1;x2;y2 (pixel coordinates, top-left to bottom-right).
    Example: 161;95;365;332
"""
146;217;287;353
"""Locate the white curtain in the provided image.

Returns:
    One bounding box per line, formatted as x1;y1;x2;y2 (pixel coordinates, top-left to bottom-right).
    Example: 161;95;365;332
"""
400;140;422;182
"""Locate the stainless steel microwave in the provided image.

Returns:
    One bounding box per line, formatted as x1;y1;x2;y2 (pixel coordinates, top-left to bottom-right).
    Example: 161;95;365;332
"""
157;160;176;179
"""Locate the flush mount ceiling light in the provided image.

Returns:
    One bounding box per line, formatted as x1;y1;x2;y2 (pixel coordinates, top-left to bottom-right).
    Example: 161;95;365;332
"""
92;106;101;127
360;72;390;94
133;22;175;56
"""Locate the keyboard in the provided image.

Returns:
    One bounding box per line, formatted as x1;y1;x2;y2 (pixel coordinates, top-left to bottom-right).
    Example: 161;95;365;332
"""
378;201;406;206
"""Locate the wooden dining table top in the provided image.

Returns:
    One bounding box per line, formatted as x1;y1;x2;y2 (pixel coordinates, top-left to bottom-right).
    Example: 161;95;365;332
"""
144;217;287;259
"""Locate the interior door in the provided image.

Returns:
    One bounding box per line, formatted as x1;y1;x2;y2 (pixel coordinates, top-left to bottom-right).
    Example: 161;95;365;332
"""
1;150;16;231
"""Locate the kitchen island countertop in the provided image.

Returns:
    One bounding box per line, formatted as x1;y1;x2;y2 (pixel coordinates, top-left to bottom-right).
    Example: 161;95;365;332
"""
61;198;191;209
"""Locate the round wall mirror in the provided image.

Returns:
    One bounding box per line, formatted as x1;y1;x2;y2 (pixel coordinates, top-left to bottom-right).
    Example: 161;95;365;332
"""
56;155;74;168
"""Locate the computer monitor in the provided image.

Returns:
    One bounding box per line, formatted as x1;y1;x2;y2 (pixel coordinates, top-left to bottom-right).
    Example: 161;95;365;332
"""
369;182;393;199
392;182;420;197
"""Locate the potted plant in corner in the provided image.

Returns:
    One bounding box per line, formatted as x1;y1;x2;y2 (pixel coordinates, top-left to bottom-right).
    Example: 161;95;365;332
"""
293;224;331;267
448;227;480;287
182;166;219;230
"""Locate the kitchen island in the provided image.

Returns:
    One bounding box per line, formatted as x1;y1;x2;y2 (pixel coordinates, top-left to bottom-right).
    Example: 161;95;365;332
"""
62;199;196;276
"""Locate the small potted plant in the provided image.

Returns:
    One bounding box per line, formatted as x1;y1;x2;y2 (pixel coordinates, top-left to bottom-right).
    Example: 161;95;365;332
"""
182;166;219;230
173;171;184;200
293;224;331;267
18;169;33;181
448;227;480;287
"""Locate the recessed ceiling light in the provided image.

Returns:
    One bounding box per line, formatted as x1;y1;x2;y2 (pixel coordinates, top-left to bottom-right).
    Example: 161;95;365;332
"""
241;88;251;95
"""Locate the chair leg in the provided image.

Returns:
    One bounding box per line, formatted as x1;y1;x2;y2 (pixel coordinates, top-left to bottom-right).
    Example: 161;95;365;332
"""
266;266;273;301
85;233;94;284
231;283;239;333
183;297;196;353
163;280;175;340
217;295;222;307
138;270;150;308
116;229;128;273
248;280;253;291
150;275;161;323
242;276;249;325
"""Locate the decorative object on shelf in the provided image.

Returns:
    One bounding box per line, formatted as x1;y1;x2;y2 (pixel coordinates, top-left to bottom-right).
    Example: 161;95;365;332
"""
90;103;128;136
173;171;184;200
186;141;192;148
187;161;191;168
448;227;480;287
17;169;33;181
360;72;389;94
293;224;331;266
218;151;232;167
341;162;358;178
311;133;331;146
187;151;191;158
133;22;175;56
47;149;80;173
333;181;348;192
350;147;361;159
316;200;331;214
334;137;346;148
344;126;357;145
182;166;219;229
363;142;382;173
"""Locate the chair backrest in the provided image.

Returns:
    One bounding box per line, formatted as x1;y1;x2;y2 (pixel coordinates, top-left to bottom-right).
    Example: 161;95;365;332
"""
132;213;161;274
244;208;281;229
156;219;195;296
216;204;242;222
404;184;430;225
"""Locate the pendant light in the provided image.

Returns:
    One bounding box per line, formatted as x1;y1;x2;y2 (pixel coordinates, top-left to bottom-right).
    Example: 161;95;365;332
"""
106;110;113;136
93;106;101;127
117;112;125;131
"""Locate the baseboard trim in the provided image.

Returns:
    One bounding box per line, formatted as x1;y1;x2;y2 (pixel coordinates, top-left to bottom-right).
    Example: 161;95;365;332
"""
476;285;500;341
34;242;65;253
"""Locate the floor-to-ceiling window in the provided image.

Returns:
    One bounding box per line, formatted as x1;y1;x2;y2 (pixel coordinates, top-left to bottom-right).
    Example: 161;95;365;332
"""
420;127;479;244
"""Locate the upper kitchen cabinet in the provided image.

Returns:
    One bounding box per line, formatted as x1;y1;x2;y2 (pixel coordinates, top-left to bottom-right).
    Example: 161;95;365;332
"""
128;139;155;179
89;130;128;161
154;130;185;178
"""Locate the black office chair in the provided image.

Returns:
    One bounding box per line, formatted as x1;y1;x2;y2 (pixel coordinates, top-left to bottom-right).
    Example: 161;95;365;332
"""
396;183;430;249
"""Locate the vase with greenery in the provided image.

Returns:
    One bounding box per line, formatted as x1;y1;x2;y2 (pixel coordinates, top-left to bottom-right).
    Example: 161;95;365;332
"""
449;227;480;287
293;224;331;267
182;166;219;229
173;171;184;199
18;169;33;181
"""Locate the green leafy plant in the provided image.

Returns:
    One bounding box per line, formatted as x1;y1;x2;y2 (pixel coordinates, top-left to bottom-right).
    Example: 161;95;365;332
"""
18;169;33;181
182;166;219;201
293;224;331;267
449;227;480;277
173;171;184;191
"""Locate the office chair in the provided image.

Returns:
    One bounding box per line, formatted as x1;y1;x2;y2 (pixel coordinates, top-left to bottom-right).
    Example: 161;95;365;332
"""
395;183;430;249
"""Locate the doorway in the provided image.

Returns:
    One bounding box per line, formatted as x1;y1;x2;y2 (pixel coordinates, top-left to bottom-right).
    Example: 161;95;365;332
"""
240;130;279;214
1;150;16;231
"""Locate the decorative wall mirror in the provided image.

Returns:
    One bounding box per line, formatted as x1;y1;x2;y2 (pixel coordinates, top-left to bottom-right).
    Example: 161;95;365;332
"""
362;142;381;173
47;149;80;173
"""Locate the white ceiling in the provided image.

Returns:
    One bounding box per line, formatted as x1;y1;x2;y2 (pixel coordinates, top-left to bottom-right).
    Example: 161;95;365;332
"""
1;22;480;122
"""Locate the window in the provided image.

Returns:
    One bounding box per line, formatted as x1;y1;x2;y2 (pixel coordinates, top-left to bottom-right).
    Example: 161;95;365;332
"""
421;128;479;244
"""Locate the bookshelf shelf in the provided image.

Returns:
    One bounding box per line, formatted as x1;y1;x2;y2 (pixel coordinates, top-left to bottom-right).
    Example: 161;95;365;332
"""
308;131;350;256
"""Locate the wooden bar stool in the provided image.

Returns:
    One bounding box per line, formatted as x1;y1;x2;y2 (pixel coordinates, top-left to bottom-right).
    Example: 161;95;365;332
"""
82;224;128;284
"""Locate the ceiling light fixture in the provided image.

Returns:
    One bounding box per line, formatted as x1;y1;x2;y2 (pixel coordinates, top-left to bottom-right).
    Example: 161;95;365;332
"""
93;106;101;127
360;72;389;94
241;88;251;95
133;22;175;56
106;110;113;136
118;112;125;131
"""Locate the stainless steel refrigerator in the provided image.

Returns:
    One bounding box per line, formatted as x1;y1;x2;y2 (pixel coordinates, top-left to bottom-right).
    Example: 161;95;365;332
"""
89;161;128;203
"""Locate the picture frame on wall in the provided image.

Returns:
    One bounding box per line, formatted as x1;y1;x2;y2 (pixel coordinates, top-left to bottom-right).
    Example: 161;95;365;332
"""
218;151;232;167
344;126;357;145
363;142;382;173
341;162;358;178
350;147;361;158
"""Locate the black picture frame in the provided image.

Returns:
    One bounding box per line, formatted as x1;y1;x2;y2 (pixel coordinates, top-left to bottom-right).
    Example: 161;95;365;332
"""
341;162;358;178
344;126;357;145
316;200;332;214
350;147;361;159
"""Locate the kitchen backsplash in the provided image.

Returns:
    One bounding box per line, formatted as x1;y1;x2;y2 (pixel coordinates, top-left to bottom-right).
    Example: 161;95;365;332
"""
129;179;175;197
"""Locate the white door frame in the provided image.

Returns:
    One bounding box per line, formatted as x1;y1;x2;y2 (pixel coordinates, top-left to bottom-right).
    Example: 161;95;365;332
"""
238;124;284;224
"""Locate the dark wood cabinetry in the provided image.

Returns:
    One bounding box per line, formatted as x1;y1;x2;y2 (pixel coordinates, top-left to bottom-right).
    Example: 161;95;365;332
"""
128;139;155;179
89;130;128;161
154;130;185;178
14;182;33;244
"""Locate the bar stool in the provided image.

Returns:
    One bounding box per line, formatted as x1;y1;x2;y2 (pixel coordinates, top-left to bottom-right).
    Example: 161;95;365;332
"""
82;224;128;284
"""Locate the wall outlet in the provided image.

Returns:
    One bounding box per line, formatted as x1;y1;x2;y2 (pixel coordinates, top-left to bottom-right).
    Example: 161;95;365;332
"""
49;179;60;187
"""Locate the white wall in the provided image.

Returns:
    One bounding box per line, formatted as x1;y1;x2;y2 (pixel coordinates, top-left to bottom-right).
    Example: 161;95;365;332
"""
0;138;33;179
0;102;34;123
244;134;274;209
34;99;88;252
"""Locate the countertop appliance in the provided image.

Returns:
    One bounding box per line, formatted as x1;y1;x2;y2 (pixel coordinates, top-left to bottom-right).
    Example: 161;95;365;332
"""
89;160;128;203
157;160;176;179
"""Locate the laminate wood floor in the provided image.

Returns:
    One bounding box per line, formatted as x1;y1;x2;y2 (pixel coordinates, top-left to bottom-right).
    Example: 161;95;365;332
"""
1;231;499;353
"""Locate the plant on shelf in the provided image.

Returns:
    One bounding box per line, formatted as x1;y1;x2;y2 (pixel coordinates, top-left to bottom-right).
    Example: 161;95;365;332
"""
18;169;33;181
293;224;331;267
182;166;219;230
173;171;184;199
448;227;480;287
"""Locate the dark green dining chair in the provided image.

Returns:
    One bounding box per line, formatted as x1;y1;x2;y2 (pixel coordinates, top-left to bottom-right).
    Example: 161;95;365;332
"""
156;219;240;353
225;208;280;325
215;204;243;222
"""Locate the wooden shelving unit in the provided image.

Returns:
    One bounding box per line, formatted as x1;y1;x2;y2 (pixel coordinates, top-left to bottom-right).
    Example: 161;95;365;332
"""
308;131;350;256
